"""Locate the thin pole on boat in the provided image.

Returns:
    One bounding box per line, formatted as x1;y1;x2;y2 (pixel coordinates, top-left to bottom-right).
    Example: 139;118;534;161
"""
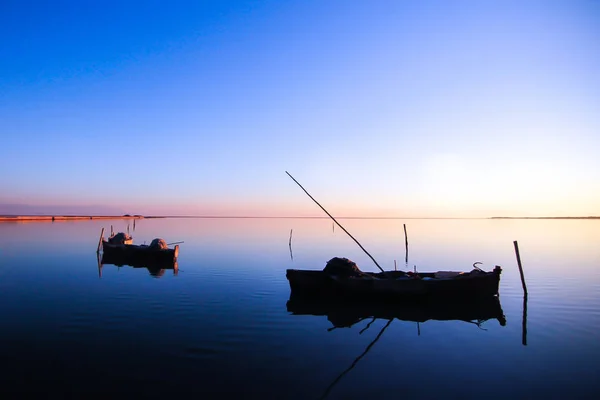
285;171;385;273
96;228;105;253
513;241;528;294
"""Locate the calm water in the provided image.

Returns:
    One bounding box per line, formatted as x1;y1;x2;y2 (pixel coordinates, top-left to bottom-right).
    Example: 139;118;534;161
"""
0;218;598;398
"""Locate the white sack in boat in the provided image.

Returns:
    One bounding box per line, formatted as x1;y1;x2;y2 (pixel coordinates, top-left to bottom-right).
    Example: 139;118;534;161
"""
108;232;132;244
149;238;168;250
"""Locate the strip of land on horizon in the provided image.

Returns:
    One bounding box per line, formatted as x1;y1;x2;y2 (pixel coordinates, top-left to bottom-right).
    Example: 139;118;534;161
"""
1;214;598;222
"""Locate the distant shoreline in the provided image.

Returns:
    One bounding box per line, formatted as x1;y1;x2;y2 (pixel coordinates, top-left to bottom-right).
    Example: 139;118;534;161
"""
0;214;598;222
490;216;600;220
0;215;149;222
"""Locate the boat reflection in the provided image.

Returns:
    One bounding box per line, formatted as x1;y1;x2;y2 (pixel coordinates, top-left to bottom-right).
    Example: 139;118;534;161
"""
286;293;506;329
97;252;179;278
287;294;506;400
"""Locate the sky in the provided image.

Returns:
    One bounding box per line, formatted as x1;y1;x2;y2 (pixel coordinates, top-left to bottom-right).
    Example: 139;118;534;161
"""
1;0;599;217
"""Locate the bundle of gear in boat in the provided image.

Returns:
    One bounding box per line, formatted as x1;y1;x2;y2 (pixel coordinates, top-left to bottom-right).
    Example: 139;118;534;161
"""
107;232;169;250
323;257;489;280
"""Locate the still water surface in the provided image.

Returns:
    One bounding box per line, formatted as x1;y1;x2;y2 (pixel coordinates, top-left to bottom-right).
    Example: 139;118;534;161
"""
0;218;598;398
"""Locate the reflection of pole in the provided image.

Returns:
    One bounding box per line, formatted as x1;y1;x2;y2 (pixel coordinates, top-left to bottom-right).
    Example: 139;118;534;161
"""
320;319;393;400
97;252;102;278
522;293;528;346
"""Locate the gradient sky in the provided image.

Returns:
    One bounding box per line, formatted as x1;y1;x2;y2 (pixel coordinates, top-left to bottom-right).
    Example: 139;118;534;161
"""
1;0;599;217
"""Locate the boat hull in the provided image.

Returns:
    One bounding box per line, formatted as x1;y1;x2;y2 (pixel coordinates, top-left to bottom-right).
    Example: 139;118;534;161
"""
101;241;179;268
286;266;502;300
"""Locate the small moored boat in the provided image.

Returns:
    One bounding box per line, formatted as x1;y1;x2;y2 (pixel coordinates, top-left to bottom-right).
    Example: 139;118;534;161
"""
101;234;179;267
286;257;502;299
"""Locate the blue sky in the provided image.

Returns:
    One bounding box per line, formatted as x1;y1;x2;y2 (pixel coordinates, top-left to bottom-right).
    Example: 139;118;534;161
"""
1;0;599;217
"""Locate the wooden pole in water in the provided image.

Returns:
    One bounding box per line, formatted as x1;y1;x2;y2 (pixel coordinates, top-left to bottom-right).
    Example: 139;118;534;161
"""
513;240;528;295
285;171;385;273
403;223;409;265
96;227;105;253
289;229;294;261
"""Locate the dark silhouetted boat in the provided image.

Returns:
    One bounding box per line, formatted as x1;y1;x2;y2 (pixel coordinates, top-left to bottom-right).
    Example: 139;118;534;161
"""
286;257;502;300
101;235;179;268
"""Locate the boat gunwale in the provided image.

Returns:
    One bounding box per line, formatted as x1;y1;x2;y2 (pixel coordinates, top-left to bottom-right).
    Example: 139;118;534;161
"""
285;266;502;299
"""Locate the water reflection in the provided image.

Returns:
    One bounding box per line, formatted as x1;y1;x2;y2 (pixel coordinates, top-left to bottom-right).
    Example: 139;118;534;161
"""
97;252;179;278
288;295;506;399
0;217;597;397
287;294;506;329
522;293;528;346
319;319;393;400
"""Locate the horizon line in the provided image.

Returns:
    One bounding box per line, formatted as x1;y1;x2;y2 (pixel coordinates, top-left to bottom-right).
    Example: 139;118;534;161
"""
1;214;599;221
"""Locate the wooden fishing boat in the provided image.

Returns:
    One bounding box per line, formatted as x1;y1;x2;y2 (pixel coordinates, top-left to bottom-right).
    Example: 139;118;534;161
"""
101;239;179;267
286;257;502;299
286;292;506;328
